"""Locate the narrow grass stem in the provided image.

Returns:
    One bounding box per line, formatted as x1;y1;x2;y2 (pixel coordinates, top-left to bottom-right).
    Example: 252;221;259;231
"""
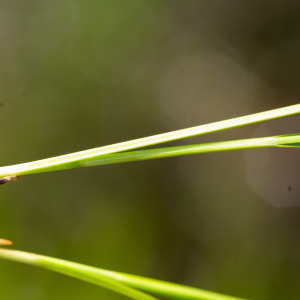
1;134;300;176
0;104;299;177
0;249;157;300
0;248;246;300
82;136;278;168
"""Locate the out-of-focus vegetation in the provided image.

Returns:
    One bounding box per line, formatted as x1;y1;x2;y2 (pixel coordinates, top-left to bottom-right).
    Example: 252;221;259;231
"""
1;1;300;300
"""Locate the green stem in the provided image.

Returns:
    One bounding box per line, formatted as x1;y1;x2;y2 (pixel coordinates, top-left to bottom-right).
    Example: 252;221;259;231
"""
82;136;277;168
0;248;246;300
0;104;299;177
1;134;300;176
0;249;157;300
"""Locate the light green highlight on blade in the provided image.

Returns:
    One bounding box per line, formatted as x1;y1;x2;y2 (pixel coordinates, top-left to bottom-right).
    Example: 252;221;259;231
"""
0;248;246;300
0;104;299;177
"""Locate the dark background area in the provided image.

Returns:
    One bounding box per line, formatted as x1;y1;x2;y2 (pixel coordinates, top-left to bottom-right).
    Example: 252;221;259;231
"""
1;1;300;299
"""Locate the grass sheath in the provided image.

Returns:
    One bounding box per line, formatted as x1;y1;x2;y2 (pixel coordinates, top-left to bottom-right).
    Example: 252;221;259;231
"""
0;248;246;300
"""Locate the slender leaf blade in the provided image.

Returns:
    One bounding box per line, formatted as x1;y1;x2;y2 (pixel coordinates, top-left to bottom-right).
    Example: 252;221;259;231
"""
0;104;299;177
0;249;157;300
0;248;246;300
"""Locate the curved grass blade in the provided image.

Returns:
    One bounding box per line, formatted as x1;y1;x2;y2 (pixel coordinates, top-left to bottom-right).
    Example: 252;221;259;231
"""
0;249;157;300
0;248;246;300
0;104;299;177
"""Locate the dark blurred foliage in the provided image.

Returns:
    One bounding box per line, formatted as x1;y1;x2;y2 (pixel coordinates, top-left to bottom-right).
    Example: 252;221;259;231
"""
1;1;300;299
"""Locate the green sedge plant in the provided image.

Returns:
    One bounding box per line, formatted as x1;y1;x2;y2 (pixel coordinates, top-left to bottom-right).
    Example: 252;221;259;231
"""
1;103;300;300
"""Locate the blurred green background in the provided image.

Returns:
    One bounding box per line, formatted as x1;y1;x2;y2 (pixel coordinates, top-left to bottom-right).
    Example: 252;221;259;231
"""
1;1;300;299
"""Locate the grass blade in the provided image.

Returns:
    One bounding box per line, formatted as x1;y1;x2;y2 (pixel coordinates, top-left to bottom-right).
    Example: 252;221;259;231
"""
81;136;277;168
2;134;300;175
81;134;300;167
0;248;246;300
0;249;158;300
0;104;299;177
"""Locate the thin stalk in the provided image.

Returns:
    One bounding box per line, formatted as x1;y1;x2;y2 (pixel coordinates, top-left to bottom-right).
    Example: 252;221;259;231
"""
82;136;277;168
1;134;299;176
0;104;299;177
0;249;157;300
0;248;246;300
